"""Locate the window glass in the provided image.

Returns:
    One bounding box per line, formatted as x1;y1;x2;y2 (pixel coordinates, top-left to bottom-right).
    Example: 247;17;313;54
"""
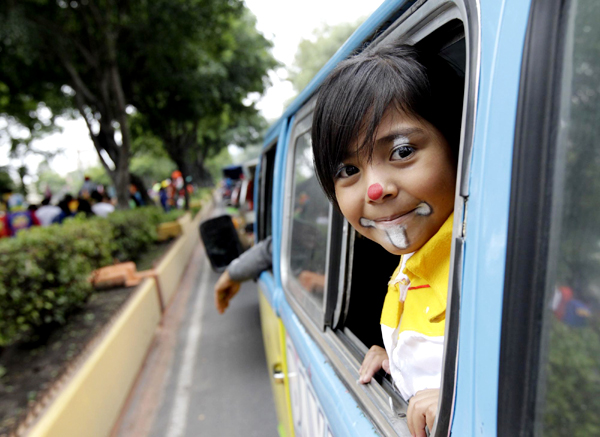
259;145;276;240
288;131;330;309
539;1;600;434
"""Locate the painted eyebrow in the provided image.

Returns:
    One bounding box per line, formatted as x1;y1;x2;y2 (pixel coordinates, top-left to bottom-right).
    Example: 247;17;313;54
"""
375;127;425;146
338;127;425;162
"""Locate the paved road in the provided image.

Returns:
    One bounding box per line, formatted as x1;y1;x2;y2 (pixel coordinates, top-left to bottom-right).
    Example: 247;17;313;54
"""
114;224;277;436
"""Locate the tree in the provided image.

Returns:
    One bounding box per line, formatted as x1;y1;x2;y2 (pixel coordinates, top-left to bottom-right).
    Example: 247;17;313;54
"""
130;6;277;208
16;165;28;196
0;166;15;195
0;0;276;209
128;129;177;190
0;1;135;207
35;162;66;198
287;20;364;95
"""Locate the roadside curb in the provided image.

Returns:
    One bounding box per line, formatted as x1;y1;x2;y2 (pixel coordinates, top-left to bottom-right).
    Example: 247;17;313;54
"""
22;202;211;437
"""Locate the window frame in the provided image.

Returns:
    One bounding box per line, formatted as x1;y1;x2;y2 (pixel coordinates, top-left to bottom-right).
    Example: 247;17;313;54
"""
257;140;277;242
281;97;335;327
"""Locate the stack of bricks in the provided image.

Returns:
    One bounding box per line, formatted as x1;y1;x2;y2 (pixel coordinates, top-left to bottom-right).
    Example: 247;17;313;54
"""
90;262;156;289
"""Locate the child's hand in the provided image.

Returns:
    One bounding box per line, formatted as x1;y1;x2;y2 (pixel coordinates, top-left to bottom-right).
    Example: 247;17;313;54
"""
214;270;241;314
358;345;390;384
407;388;439;437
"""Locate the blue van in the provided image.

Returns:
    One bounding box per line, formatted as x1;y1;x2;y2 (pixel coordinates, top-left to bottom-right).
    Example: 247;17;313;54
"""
204;0;600;435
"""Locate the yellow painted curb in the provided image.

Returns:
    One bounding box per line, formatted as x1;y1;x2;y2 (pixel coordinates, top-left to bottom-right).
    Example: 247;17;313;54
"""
154;220;198;307
24;204;210;437
27;279;162;437
176;212;192;234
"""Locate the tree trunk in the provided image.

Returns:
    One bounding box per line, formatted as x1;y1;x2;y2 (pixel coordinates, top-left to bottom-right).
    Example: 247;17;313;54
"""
61;30;132;209
109;55;131;209
75;98;130;209
114;161;129;209
194;155;214;187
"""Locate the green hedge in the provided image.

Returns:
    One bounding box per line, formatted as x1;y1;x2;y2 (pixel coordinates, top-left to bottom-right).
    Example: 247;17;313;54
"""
0;206;189;347
105;207;160;263
0;219;113;346
156;209;187;224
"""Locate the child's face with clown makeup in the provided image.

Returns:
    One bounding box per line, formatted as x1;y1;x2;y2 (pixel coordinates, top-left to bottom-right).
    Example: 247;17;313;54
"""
333;109;456;255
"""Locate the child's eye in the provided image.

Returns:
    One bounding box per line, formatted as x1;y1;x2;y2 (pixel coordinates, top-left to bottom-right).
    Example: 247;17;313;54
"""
336;164;360;179
390;145;415;161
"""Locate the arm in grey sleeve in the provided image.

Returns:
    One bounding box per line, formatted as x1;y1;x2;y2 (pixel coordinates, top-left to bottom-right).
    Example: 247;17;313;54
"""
227;236;273;282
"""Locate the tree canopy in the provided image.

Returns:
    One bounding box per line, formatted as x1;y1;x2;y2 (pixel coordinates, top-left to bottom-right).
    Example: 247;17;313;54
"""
0;166;14;195
0;0;276;208
130;5;277;206
287;19;363;95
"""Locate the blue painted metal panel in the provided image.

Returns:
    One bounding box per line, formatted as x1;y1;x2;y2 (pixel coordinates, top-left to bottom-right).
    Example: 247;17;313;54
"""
279;300;380;437
452;0;532;435
264;117;283;147
257;272;277;309
253;155;261;242
271;116;293;316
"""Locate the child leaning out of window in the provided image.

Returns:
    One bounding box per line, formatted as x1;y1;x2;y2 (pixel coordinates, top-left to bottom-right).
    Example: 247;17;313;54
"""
311;43;463;437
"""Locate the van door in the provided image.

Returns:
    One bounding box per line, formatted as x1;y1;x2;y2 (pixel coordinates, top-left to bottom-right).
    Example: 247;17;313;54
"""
499;0;600;434
255;139;295;437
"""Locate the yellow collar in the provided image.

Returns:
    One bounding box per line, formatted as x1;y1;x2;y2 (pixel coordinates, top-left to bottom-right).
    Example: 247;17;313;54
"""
403;212;454;322
380;213;454;329
405;213;454;282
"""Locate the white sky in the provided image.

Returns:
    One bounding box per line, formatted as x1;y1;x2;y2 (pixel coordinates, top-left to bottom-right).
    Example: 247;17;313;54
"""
1;0;383;178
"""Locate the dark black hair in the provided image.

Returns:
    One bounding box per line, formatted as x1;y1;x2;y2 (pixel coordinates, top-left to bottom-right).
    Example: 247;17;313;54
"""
312;43;464;208
58;194;73;216
77;197;94;217
91;190;103;203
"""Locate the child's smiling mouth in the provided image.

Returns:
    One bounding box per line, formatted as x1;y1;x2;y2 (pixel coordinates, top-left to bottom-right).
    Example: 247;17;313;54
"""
359;202;432;229
357;202;433;250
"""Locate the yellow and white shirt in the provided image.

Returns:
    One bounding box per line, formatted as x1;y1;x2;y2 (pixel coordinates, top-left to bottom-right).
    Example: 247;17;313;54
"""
380;213;453;401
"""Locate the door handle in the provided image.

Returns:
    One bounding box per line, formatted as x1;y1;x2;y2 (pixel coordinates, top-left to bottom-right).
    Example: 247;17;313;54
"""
273;363;285;384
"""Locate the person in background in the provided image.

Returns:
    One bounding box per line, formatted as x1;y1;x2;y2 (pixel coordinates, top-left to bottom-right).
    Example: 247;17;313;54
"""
0;212;9;238
52;194;74;224
91;190;115;217
77;195;94;217
79;175;96;198
35;197;62;226
214;236;326;312
214;236;272;314
159;186;169;212
129;184;144;207
5;193;40;235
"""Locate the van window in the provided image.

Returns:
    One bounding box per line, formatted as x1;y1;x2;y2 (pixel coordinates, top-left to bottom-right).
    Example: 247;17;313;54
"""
258;143;276;240
286;130;330;312
537;0;600;433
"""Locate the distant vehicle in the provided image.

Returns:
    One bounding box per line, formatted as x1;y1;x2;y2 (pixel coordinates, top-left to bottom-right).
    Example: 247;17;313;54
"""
221;159;258;245
203;0;600;435
220;164;243;203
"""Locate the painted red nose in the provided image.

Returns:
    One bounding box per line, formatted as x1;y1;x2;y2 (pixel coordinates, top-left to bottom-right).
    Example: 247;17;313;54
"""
367;183;383;200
